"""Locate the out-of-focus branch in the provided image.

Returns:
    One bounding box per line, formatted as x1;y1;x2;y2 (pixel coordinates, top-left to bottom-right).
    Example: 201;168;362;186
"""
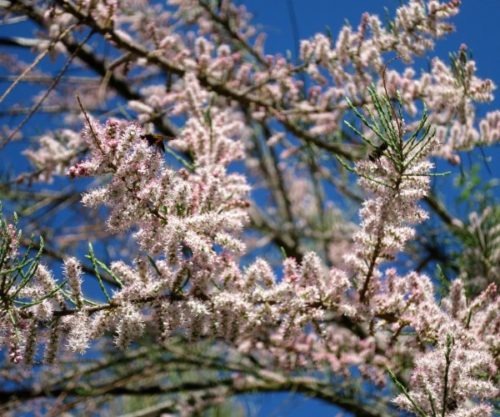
425;194;464;231
197;0;267;66
0;36;43;48
45;0;359;160
0;371;392;417
10;0;177;138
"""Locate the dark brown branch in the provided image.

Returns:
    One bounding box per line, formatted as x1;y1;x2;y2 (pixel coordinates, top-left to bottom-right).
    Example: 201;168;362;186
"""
0;376;392;417
11;0;177;138
48;0;358;160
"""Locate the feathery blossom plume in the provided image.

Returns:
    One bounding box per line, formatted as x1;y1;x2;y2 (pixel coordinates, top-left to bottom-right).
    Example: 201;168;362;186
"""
23;130;84;182
72;74;249;264
372;268;499;416
64;257;83;308
343;87;438;302
65;72;254;348
66;311;90;353
394;335;497;417
381;51;499;163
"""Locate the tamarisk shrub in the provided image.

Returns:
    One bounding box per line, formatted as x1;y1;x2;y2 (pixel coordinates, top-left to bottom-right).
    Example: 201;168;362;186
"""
0;0;498;416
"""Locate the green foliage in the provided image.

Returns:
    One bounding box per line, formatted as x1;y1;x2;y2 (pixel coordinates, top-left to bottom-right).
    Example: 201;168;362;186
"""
455;162;498;211
0;207;44;310
448;162;500;295
458;206;500;296
340;84;445;189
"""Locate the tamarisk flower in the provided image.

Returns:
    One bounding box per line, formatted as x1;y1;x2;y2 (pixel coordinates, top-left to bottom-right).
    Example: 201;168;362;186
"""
71;73;249;264
0;214;92;363
394;335;497;417
66;73;253;348
23;129;84;182
370;268;499;417
382;51;499;162
292;0;462;137
343;88;438;303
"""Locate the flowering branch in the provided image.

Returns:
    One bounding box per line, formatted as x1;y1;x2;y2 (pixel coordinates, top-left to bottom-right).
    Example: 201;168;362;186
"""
0;1;498;416
343;86;438;302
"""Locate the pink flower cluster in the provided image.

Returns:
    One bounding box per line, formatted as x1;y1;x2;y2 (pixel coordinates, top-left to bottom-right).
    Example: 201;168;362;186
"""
391;279;499;417
72;73;249;263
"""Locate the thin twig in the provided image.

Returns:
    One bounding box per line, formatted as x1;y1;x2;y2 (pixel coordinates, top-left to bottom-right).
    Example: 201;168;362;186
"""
2;28;95;148
0;24;76;106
